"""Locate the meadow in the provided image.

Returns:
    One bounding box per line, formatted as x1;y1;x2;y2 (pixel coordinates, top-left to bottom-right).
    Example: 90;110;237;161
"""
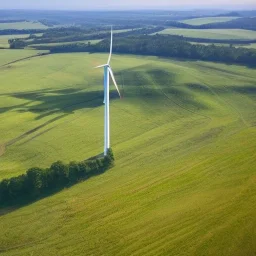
157;28;256;40
0;49;48;66
240;43;256;49
182;17;239;25
0;34;30;48
0;50;255;255
0;21;48;30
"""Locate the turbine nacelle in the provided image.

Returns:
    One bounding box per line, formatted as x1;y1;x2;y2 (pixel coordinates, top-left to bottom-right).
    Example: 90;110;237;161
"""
95;64;109;69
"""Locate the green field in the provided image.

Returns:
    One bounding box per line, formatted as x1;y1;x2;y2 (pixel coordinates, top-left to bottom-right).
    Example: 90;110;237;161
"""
0;51;255;255
182;17;239;25
0;49;48;66
240;43;256;49
0;34;30;48
0;21;48;30
0;34;43;49
157;28;256;40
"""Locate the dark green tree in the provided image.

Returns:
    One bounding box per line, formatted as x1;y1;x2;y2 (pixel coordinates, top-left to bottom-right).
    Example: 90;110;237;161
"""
26;167;44;197
50;161;69;187
68;161;81;183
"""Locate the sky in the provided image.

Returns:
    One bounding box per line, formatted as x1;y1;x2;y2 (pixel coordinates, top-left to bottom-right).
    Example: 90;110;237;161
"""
0;0;255;10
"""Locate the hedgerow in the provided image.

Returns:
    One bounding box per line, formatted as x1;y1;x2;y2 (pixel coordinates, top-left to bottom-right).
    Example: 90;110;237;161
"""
0;149;114;207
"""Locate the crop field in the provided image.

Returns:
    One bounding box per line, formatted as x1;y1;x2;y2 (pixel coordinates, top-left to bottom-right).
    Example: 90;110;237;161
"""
0;51;255;255
182;17;239;25
0;21;48;30
240;43;256;49
0;49;48;66
157;28;256;40
0;34;30;48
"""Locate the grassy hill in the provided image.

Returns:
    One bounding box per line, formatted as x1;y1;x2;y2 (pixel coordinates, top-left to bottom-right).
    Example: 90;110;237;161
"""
157;28;256;40
182;17;239;25
0;51;255;255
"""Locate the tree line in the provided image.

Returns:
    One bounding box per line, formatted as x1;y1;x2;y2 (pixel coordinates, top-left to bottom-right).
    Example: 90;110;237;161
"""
184;37;256;44
0;29;45;35
165;17;256;31
48;35;256;66
9;26;164;48
0;19;28;23
0;149;114;207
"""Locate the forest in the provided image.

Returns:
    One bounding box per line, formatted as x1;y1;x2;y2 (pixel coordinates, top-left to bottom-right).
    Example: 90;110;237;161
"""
46;35;256;66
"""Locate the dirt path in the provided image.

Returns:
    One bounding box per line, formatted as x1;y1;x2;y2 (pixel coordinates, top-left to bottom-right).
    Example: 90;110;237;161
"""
0;144;5;157
0;52;49;68
6;114;67;147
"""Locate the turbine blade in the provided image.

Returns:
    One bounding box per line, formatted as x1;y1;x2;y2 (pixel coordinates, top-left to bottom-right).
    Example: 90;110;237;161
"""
95;64;108;69
108;67;121;98
107;26;113;65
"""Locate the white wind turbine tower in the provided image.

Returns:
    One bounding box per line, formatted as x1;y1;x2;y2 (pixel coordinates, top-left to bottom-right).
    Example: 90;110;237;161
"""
95;27;121;156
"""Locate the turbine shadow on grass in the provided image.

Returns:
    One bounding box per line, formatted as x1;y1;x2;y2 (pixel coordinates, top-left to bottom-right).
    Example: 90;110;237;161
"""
13;88;103;119
116;67;210;111
158;56;256;69
187;83;256;96
0;88;121;150
0;88;120;119
115;66;177;98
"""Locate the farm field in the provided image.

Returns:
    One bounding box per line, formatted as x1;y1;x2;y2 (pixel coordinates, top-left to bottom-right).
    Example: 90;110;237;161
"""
0;21;48;30
157;28;256;40
0;51;255;255
240;43;256;49
0;49;48;66
182;16;239;25
0;34;30;48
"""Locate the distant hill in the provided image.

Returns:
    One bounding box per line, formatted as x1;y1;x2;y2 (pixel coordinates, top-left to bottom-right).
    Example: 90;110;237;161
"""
214;12;241;17
202;17;256;31
165;17;256;31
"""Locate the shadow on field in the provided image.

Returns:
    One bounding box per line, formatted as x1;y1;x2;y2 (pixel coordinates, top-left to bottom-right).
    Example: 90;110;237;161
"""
0;88;120;119
158;56;256;69
0;152;111;217
116;65;177;98
0;88;121;149
189;83;256;94
0;147;115;218
117;67;209;111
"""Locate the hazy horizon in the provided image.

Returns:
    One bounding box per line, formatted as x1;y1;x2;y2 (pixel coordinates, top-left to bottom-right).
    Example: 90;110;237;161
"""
0;0;255;11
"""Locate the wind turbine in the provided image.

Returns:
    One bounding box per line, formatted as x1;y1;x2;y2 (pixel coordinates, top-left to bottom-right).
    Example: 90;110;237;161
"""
95;27;121;156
